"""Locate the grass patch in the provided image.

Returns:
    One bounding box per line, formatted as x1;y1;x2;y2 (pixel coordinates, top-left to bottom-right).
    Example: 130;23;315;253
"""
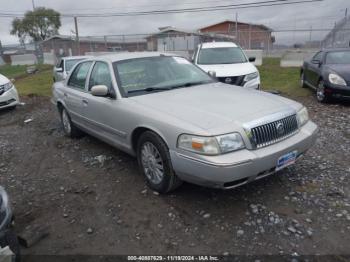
15;69;53;96
259;57;312;97
0;64;52;80
0;65;27;79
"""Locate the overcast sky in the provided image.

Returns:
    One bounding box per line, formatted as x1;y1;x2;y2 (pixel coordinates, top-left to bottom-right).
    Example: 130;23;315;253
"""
0;0;348;45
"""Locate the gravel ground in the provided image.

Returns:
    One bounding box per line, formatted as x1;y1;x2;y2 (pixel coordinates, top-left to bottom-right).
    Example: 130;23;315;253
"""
0;94;349;259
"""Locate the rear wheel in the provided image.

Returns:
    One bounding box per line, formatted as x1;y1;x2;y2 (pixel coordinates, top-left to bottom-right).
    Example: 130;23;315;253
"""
60;107;82;138
316;80;329;103
300;71;307;88
137;131;182;193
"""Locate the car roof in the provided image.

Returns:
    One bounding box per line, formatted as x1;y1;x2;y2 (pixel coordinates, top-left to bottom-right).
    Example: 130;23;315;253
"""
96;52;179;63
63;56;92;61
200;42;238;49
322;48;350;53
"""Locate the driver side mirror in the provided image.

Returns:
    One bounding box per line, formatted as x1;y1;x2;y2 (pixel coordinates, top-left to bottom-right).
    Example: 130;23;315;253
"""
311;59;322;66
249;57;256;62
55;67;63;73
91;85;109;97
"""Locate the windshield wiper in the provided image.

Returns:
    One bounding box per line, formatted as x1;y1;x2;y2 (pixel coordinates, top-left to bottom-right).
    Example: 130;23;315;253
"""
127;87;171;94
169;81;212;89
127;81;211;94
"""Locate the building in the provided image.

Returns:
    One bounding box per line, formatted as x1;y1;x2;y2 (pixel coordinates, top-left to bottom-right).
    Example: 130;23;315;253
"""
146;26;237;55
41;35;147;57
198;20;274;50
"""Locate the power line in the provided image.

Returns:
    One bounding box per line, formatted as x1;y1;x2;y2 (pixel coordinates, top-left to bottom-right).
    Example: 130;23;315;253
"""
0;0;323;18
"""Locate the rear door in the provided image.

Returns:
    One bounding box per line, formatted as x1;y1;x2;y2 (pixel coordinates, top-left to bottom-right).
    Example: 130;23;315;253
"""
64;61;93;127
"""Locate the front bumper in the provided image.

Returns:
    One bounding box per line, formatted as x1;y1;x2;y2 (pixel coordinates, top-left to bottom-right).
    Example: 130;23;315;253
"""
0;87;19;109
324;83;350;99
170;121;318;189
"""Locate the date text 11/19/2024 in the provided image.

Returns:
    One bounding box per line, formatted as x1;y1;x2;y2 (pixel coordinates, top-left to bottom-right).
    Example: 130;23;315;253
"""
127;255;220;261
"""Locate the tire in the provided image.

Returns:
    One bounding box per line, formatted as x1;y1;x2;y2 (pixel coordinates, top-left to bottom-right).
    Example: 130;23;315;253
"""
60;107;82;138
300;71;307;88
316;80;329;103
137;131;182;193
0;229;21;262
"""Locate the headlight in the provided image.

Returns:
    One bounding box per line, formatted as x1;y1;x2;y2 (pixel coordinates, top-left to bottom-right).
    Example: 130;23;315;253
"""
177;133;245;155
297;107;309;127
3;82;14;92
329;73;346;86
0;186;9;213
244;72;259;83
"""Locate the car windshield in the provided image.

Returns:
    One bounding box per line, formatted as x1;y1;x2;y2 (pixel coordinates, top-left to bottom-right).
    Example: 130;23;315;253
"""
198;47;247;65
325;51;350;64
65;59;85;72
113;56;214;96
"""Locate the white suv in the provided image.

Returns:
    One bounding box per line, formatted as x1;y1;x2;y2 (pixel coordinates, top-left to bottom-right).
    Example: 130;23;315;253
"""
0;74;19;110
193;42;260;89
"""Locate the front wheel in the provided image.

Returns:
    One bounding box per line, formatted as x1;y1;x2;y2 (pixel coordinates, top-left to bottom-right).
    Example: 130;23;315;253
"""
316;80;329;103
137;131;182;193
300;71;307;88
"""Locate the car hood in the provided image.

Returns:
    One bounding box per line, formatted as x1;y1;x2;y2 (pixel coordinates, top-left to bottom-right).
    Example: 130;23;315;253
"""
130;83;302;132
325;64;350;82
197;62;257;77
0;74;10;85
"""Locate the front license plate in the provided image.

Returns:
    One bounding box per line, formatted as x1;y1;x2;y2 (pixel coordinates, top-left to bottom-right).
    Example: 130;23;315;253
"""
276;151;297;171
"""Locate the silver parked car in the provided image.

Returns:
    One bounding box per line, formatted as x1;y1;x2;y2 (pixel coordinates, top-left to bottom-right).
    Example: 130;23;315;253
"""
52;52;318;193
53;56;91;82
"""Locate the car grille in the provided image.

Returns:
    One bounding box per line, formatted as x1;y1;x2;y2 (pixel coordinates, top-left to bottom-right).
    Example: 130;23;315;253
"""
0;85;4;96
217;75;245;86
250;114;299;148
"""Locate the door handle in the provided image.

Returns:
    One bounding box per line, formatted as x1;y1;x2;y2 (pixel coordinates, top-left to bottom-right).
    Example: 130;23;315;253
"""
63;93;68;98
82;99;88;105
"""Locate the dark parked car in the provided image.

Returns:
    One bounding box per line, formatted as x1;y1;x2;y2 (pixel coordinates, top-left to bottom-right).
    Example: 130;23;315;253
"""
300;48;350;102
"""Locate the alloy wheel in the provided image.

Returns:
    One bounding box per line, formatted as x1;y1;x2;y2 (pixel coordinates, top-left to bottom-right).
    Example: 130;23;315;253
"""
62;109;71;134
316;81;326;102
140;142;164;185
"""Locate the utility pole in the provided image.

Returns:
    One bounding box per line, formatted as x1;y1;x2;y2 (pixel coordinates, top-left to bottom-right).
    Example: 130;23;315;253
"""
74;17;80;55
235;13;238;44
309;25;312;43
32;0;35;10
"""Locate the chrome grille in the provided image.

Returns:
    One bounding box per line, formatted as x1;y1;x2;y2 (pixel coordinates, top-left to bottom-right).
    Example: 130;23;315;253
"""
250;114;299;148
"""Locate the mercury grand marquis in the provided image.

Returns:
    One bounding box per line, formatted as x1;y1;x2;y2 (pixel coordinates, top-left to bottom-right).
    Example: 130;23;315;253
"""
52;52;318;193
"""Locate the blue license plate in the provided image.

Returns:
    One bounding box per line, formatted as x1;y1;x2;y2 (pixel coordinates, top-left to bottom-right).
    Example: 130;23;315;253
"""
276;151;297;171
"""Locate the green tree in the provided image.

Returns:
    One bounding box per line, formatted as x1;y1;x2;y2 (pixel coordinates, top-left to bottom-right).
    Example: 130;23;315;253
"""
10;18;27;47
10;7;61;42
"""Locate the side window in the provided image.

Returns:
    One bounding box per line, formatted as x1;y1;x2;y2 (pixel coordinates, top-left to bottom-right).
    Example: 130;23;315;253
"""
56;59;63;69
68;61;93;90
313;52;323;61
88;62;113;91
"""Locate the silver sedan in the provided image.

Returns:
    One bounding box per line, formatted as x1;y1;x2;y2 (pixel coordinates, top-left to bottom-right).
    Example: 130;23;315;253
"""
52;52;318;193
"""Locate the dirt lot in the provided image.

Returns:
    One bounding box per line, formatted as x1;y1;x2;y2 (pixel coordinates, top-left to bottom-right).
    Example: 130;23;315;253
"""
0;94;350;259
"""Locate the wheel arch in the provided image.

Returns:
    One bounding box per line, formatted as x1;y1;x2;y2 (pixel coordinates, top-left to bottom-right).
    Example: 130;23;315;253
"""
131;126;169;154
